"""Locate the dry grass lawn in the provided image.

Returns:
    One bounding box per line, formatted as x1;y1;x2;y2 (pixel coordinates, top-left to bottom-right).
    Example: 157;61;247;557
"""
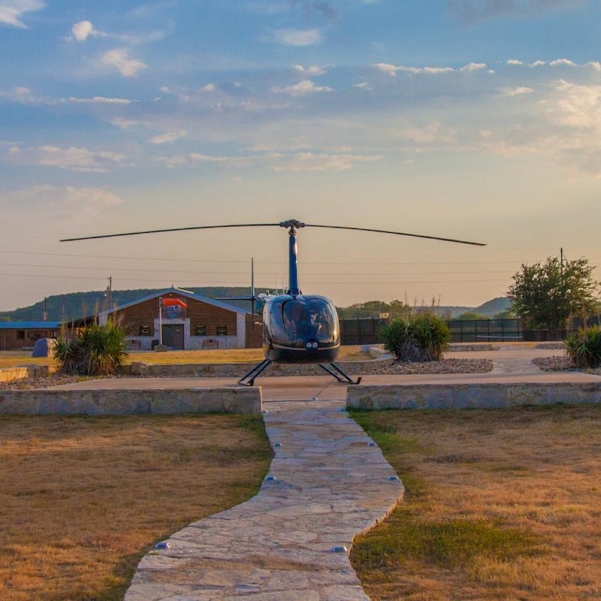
350;405;601;601
0;345;370;368
0;414;271;601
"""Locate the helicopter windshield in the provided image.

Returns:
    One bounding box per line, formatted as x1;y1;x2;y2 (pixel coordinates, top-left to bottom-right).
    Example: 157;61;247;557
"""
266;295;339;348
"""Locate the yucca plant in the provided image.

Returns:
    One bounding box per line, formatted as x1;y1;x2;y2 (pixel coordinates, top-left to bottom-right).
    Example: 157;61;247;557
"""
381;318;422;362
410;313;451;361
55;321;127;376
381;314;450;362
53;335;80;374
565;326;601;369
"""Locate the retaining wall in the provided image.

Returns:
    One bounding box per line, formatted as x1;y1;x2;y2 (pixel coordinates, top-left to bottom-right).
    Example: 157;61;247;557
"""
0;387;262;416
0;365;56;383
347;382;601;411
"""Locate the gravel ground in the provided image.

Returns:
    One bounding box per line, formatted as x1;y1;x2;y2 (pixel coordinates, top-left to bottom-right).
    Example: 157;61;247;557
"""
533;355;601;376
0;358;493;390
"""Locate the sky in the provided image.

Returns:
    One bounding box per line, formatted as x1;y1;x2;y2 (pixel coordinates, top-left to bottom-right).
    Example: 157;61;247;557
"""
1;0;600;313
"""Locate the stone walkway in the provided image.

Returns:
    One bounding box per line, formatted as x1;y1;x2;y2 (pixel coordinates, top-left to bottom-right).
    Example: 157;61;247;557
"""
125;404;404;600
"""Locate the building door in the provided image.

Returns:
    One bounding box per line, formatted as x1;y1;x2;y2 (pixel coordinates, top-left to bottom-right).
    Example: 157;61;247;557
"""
162;324;185;350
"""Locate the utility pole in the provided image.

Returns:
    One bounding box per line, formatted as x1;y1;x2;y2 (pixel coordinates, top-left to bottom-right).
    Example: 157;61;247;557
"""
107;277;113;310
42;297;48;321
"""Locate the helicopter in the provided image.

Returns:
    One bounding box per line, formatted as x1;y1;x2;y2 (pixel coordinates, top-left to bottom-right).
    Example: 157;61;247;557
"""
61;218;485;386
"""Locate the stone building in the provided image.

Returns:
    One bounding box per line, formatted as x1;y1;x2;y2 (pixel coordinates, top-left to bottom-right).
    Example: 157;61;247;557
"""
98;287;261;350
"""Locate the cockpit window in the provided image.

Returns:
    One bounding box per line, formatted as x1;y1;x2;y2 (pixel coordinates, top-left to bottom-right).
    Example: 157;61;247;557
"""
267;296;339;347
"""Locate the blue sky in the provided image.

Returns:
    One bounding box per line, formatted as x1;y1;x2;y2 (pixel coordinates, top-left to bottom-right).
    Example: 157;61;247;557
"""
1;0;600;311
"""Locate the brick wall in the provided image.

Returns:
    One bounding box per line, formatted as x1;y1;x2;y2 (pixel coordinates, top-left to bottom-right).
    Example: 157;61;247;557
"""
0;328;59;351
112;294;239;339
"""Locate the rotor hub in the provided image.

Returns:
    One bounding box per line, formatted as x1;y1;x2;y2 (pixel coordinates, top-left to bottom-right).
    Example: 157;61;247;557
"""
279;219;305;230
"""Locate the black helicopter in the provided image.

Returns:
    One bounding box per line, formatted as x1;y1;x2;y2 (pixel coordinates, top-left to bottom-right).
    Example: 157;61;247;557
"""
61;218;485;386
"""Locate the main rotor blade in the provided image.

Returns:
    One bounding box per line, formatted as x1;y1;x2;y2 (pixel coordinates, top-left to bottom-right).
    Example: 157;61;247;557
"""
60;223;280;242
305;223;486;247
60;219;485;246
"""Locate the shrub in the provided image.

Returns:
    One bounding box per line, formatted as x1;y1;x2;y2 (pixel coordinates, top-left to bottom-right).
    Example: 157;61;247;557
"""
55;321;128;376
565;326;601;369
381;314;450;362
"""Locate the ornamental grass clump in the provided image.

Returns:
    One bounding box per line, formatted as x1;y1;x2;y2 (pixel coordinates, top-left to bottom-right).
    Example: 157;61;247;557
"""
565;326;601;369
55;321;128;376
381;313;450;362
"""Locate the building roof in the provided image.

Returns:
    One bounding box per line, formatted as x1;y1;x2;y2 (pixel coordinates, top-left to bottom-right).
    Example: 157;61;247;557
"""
99;286;250;319
0;321;61;329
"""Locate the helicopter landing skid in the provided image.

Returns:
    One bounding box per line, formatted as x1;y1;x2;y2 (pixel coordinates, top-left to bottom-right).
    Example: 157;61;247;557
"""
238;359;272;386
319;363;362;385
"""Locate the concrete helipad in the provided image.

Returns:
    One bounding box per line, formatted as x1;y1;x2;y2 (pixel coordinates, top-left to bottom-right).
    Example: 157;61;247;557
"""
49;347;601;404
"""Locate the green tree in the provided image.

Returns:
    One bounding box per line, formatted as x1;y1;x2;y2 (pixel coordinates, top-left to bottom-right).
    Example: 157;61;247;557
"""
508;256;599;331
337;299;411;319
456;312;489;321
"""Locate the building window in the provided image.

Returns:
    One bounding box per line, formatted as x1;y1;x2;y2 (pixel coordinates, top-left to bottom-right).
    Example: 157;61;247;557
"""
140;325;151;336
17;330;25;340
195;324;207;335
216;325;228;336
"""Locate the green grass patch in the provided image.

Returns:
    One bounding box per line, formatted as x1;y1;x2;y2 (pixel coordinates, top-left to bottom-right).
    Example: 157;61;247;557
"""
353;512;541;571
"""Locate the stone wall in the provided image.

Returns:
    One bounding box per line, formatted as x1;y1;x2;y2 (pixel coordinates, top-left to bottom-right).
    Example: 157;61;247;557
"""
347;382;601;411
0;365;56;383
0;387;262;415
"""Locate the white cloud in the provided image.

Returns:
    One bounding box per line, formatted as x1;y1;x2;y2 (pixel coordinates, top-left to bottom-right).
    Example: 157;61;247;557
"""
200;83;216;92
152;155;188;168
7;145;131;172
480;79;601;177
393;122;457;146
460;62;487;72
68;96;131;104
0;185;121;213
0;0;44;28
189;153;253;167
546;80;601;130
293;64;327;76
70;20;102;41
550;58;576;67
354;82;372;90
505;58;601;72
149;130;186;144
273;28;323;46
272;80;332;96
153;150;382;173
0;85;35;102
101;49;147;77
500;86;534;96
267;152;383;172
373;62;486;76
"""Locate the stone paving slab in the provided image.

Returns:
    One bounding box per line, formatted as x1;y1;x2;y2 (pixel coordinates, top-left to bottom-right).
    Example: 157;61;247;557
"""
124;406;404;600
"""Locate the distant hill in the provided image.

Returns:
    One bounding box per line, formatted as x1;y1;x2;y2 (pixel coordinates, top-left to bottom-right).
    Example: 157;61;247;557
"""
0;287;268;323
0;288;512;323
474;297;511;316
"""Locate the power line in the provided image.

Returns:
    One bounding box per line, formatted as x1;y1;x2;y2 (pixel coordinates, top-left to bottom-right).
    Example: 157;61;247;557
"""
0;261;516;277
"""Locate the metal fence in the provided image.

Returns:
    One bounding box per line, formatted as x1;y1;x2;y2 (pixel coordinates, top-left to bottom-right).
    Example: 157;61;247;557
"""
339;317;581;345
340;318;387;345
447;319;523;343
